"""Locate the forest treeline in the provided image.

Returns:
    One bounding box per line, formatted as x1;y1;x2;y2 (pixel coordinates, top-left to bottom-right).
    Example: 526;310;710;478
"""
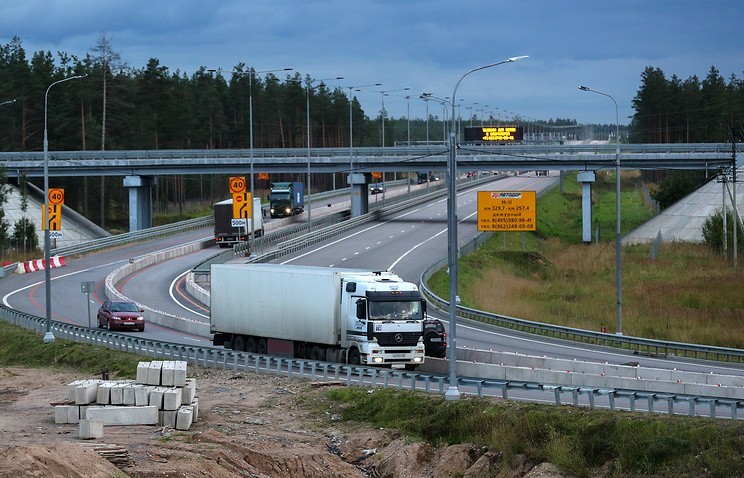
0;35;742;234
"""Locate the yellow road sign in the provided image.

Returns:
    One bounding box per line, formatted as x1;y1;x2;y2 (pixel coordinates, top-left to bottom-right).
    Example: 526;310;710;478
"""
229;176;246;194
477;191;536;232
41;204;62;231
232;192;252;219
48;188;65;206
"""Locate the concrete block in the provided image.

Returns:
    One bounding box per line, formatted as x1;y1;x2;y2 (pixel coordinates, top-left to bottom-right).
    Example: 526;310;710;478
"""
163;388;182;411
85;406;159;426
66;405;81;424
160;410;178;428
74;380;99;405
123;384;141;405
54;405;70;424
181;379;196;404
637;367;674;382
136;386;154;406
191;398;199;422
96;382;113;404
149;387;167;409
161;361;186;386
176;406;194;431
67;380;87;401
136;361;150;384
173;361;187;387
79;419;104;439
110;383;125;405
148;361;163;385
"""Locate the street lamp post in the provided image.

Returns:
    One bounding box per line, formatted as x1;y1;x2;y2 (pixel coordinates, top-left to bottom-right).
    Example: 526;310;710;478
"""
304;76;343;227
378;88;409;147
579;85;622;335
443;55;528;400
346;83;381;207
43;74;86;344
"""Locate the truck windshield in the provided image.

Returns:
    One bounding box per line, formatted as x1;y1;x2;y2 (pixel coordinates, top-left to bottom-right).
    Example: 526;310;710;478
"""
270;192;290;201
368;300;422;321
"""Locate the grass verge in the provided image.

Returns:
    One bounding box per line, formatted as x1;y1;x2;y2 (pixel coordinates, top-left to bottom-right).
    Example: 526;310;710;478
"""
0;321;143;378
429;171;744;347
318;387;744;477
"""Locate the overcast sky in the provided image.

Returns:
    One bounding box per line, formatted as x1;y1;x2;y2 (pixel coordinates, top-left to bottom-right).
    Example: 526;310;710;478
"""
2;0;743;126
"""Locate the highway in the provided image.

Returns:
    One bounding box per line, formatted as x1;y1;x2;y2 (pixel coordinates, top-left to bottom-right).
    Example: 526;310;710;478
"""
2;172;742;403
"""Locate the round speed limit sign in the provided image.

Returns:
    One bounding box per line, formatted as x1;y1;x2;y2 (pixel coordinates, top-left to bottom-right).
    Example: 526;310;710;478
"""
229;177;246;194
48;188;65;206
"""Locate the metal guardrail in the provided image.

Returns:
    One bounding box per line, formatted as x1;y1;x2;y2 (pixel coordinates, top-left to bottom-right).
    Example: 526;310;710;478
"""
0;304;739;419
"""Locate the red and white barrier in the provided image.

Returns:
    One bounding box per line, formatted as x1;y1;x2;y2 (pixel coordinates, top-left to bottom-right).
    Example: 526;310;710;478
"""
15;255;67;274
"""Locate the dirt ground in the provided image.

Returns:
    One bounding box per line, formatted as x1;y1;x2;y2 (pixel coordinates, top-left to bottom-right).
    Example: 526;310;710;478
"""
0;366;574;478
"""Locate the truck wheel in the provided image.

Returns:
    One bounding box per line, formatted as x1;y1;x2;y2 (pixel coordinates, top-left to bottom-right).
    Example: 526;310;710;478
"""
348;348;361;365
245;337;257;353
310;346;323;361
257;338;268;355
233;335;247;352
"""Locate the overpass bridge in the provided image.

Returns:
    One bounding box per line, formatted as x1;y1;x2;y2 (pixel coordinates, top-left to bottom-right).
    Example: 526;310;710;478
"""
1;143;737;231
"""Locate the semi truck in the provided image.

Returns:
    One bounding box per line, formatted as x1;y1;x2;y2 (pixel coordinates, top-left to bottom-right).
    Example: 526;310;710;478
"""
210;263;426;369
269;181;304;218
213;197;263;248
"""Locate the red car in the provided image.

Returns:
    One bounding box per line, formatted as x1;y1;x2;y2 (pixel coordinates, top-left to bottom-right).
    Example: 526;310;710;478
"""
97;300;146;332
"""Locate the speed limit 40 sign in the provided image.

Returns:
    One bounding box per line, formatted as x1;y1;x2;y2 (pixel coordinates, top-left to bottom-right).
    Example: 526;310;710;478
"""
229;177;246;194
48;188;65;206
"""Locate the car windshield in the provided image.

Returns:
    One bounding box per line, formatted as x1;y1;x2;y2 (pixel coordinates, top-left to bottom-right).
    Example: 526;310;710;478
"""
113;302;139;313
368;300;421;321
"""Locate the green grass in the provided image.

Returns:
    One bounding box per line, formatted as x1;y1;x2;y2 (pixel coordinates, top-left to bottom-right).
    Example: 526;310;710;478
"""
319;387;744;477
429;171;744;347
0;321;144;378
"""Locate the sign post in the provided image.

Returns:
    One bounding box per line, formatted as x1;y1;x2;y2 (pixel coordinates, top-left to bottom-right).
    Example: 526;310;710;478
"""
81;281;95;328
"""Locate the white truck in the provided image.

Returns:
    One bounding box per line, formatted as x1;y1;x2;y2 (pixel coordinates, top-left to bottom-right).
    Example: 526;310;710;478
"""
210;263;426;369
213;197;263;248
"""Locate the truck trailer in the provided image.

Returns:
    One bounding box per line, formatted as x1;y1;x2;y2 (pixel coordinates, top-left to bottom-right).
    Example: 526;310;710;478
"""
210;263;426;369
269;182;304;218
213;197;263;248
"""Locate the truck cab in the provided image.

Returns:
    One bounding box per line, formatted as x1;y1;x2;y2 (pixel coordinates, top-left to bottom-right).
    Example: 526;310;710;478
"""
340;272;426;369
269;182;304;218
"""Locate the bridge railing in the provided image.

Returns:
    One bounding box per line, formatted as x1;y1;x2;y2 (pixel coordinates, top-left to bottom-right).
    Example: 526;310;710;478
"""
0;142;733;162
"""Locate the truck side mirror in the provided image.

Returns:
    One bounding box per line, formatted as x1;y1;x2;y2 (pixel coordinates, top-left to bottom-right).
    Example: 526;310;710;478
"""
356;299;367;320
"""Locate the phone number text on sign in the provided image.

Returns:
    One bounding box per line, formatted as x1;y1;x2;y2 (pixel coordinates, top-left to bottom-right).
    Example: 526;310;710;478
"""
477;191;536;232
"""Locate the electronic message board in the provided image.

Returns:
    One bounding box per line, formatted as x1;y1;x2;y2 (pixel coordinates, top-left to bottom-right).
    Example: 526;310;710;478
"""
463;126;524;143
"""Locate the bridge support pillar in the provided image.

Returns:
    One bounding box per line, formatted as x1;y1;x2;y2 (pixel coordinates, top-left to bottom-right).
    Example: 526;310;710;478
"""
123;175;156;231
577;171;596;244
347;173;369;217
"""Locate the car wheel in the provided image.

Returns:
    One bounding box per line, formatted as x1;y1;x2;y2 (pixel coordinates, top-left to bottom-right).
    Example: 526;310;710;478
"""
138;326;145;332
97;318;104;329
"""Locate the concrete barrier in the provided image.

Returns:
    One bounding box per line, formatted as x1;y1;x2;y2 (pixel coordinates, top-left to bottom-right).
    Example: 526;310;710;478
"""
105;239;212;337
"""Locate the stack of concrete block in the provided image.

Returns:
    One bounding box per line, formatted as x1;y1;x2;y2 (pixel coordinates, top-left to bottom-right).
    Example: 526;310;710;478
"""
53;360;199;437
